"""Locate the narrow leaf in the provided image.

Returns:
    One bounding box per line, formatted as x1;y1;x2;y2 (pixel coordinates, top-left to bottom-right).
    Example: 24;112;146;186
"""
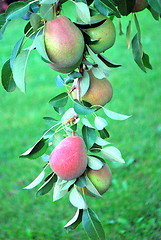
85;175;102;198
95;136;110;146
1;59;16;92
94;0;121;18
98;54;121;68
103;108;131;120
13;50;30;93
132;34;146;72
142;52;152;70
126;20;131;49
6;2;29;20
64;209;83;231
82;125;96;150
74;100;95;115
82;208;106;240
80;70;90;97
81;118;94;128
40;4;54;21
148;0;161;14
99;128;110;139
69;186;88;209
101;146;125;163
75;2;91;24
49;92;68;108
23;169;45;189
10;37;24;69
20;138;49;159
53;178;68;201
37;173;57;196
87;156;104;170
94;116;108;130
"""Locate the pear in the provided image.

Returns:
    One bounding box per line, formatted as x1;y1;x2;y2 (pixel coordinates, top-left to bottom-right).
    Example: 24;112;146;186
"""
44;15;85;73
80;70;113;107
49;136;87;180
80;164;112;196
82;14;116;54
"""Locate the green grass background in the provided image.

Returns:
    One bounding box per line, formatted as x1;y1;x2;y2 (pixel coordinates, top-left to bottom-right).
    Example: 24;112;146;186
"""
0;8;161;240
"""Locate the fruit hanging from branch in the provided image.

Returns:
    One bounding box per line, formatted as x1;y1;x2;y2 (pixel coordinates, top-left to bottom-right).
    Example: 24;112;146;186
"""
49;136;87;180
44;15;85;73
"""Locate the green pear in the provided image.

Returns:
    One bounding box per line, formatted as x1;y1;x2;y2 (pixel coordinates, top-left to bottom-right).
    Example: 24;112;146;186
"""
132;0;148;12
82;14;116;54
80;164;112;196
44;15;85;73
74;69;113;107
49;136;87;180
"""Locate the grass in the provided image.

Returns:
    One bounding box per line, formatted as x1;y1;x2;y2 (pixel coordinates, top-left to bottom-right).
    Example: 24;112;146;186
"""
0;9;161;240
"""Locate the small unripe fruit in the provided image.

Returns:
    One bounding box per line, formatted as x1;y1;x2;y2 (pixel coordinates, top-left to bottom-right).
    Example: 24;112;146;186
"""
81;70;113;107
83;164;112;196
49;136;87;180
44;15;85;73
82;14;116;54
132;0;148;12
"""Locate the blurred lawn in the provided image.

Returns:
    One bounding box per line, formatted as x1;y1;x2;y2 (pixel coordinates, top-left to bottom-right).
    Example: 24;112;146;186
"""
0;9;161;240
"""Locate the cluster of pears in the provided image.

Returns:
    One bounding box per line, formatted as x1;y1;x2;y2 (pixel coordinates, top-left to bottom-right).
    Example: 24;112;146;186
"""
49;136;112;196
44;14;116;73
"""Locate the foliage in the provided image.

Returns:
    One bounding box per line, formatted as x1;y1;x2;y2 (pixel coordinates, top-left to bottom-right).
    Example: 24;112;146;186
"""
0;0;160;239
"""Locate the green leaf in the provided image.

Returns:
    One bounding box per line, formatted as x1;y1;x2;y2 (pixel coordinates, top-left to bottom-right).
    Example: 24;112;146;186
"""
87;156;104;170
1;59;16;92
82;125;96;150
64;209;83;231
85;175;102;197
37;173;57;196
64;71;82;84
69;186;88;209
6;2;30;20
116;0;135;16
74;100;95;115
30;13;42;32
148;0;161;14
94;0;121;18
98;54;121;68
10;37;24;70
95;136;110;146
142;52;152;70
23;168;46;189
53;178;68;201
101;146;125;163
49;92;68;108
75;2;91;23
126;20;131;49
34;33;52;63
80;70;90;97
43;117;59;127
56;75;64;87
82;208;106;240
94;116;108;130
87;46;109;77
20;138;49;159
91;67;106;79
81;117;94;128
0;13;6;29
40;4;54;21
75;176;87;187
132;33;146;72
13;50;30;93
134;14;141;38
103;108;131;120
98;128;110;139
40;0;57;4
147;5;160;21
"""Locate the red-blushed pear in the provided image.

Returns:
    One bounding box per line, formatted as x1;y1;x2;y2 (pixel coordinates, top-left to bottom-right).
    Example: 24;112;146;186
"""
132;0;148;12
81;70;113;107
44;15;85;73
49;136;87;180
82;164;112;196
82;14;116;54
